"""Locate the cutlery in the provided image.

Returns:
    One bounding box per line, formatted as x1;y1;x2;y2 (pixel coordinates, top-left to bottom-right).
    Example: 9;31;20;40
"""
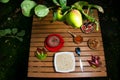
75;47;83;72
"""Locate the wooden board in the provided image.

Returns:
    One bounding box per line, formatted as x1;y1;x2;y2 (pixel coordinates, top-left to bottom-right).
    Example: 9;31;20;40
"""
27;9;107;78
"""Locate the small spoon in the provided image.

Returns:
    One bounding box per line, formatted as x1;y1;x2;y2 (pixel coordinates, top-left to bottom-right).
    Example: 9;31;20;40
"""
68;31;83;44
75;47;83;72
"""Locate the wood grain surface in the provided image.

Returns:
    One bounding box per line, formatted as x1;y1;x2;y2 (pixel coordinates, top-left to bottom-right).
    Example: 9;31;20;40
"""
27;9;107;78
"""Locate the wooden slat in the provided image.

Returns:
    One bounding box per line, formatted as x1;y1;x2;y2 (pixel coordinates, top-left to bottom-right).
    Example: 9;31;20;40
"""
28;56;106;62
28;66;106;72
32;24;73;29
30;37;103;42
29;51;105;57
27;9;107;78
28;72;107;78
31;29;101;33
31;33;102;38
30;42;103;47
29;46;104;52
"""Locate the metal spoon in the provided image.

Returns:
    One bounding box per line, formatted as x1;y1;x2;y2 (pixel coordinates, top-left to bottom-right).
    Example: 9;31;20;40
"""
75;47;83;72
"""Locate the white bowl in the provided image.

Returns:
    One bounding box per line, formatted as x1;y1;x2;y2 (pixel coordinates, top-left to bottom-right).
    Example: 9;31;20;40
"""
54;52;75;73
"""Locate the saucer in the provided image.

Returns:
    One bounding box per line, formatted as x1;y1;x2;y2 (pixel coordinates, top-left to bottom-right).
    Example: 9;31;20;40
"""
44;34;64;52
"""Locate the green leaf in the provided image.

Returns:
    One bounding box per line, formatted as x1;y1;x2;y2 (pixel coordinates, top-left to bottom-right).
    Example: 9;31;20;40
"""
4;29;11;34
53;11;58;21
92;5;104;13
20;0;37;17
0;30;6;37
16;30;25;37
78;1;89;7
52;0;60;6
72;1;89;10
0;0;9;3
12;28;18;35
34;4;49;18
59;0;67;8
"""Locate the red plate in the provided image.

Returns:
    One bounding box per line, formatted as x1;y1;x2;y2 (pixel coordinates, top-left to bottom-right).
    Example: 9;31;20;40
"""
44;34;64;52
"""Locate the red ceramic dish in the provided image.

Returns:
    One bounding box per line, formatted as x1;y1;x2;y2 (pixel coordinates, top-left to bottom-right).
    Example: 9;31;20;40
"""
44;34;64;52
46;35;60;47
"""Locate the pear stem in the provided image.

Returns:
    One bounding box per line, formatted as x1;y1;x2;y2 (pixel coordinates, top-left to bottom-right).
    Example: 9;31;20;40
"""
87;6;91;15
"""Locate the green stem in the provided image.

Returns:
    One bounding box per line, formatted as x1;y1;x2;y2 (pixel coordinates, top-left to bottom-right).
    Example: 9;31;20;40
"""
86;6;91;14
80;9;95;22
95;21;99;31
80;8;99;31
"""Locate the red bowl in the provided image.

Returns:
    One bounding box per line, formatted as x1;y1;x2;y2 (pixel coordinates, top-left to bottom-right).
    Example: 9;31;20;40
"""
44;34;64;52
81;22;95;33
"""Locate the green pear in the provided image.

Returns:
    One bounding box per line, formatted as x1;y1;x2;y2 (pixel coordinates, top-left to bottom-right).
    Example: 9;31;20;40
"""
20;0;37;17
65;9;83;28
56;8;64;21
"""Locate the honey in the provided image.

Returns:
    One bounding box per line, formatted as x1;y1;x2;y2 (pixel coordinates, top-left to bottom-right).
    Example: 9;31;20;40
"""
74;35;83;44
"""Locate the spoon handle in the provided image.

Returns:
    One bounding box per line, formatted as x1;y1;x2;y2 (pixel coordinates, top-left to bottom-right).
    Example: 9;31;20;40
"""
75;47;84;72
68;31;76;37
79;58;83;72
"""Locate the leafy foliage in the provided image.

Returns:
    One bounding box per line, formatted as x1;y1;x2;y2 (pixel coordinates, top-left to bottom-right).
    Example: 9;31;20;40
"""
34;4;49;17
0;28;25;42
0;0;9;3
20;0;37;17
52;0;104;31
1;0;104;24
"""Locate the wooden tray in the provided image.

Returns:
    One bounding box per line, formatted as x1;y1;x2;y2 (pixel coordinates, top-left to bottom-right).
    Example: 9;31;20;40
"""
27;9;107;78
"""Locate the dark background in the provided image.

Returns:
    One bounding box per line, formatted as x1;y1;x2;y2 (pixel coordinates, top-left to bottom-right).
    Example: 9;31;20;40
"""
0;0;120;80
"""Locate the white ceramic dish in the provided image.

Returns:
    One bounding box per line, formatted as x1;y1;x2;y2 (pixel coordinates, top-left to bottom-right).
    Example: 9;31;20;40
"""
54;52;75;73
